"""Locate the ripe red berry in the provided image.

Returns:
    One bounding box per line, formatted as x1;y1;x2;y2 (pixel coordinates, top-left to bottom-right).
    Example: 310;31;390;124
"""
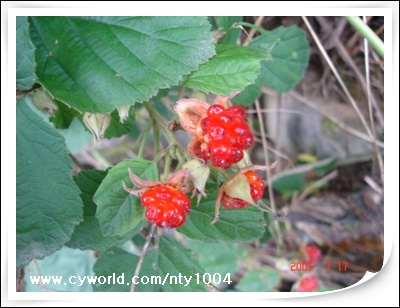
305;244;322;264
221;171;265;210
245;171;265;201
298;275;318;292
141;185;190;228
196;104;254;169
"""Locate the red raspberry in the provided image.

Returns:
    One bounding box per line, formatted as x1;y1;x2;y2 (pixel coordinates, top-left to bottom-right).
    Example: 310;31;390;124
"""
141;185;190;228
207;104;225;118
246;171;265;201
298;275;318;292
305;244;322;264
221;171;265;210
196;104;254;169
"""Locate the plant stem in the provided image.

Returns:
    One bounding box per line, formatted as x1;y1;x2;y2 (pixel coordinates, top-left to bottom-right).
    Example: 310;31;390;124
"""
162;154;172;182
235;21;270;36
153;119;160;156
175;150;186;170
143;101;190;161
130;224;157;292
137;121;152;159
209;164;233;181
345;16;384;59
178;85;185;99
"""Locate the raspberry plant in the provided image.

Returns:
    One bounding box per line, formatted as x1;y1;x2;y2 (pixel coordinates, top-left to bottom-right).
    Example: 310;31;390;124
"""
16;16;311;292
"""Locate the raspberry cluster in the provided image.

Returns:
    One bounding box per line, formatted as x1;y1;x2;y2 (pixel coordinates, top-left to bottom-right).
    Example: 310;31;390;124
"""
221;171;265;210
194;104;254;169
141;186;190;228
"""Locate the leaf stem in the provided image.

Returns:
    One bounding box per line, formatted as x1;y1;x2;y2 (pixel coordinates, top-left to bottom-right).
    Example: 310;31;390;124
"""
162;154;172;182
137;121;152;159
130;224;157;292
152;119;160;156
178;85;186;99
143;101;190;161
235;21;270;36
345;16;384;59
209;164;233;181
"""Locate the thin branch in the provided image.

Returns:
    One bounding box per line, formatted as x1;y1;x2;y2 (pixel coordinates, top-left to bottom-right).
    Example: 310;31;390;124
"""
131;224;157;292
246;108;304;115
288;90;384;149
364;175;384;195
243;16;264;46
30;260;61;292
363;16;384;185
17;267;25;292
315;16;384;127
302;17;375;144
298;170;338;201
253;136;294;167
254;99;282;244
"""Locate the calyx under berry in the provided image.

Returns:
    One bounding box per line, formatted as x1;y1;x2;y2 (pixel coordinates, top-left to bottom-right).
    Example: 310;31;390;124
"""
212;163;276;224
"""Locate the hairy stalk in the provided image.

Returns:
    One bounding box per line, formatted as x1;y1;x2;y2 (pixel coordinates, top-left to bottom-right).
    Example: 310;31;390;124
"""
153;119;160;156
137;121;152;159
143;101;191;161
162;154;172;182
131;224;157;292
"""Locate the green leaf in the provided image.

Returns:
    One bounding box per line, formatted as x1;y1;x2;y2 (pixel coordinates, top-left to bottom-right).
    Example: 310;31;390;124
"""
178;183;265;242
188;240;247;279
94;159;158;237
235;268;281;292
67;170;141;252
251;25;310;93
93;237;206;292
104;107;135;139
16;17;36;90
185;44;269;95
29;16;215;113
232;77;263;106
93;248;139;292
217;16;242;44
16;100;83;267
271;157;337;193
50;99;81;129
155;237;206;292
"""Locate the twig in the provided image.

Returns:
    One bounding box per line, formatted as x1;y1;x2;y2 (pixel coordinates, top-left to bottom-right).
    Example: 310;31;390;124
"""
31;260;61;292
131;224;157;292
17;267;25;292
302;17;375;145
298;170;338;201
315;16;384;128
246;108;304;115
243;16;264;46
363;16;384;185
254;99;282;245
253;136;294;167
364;175;384;195
288;90;384;149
